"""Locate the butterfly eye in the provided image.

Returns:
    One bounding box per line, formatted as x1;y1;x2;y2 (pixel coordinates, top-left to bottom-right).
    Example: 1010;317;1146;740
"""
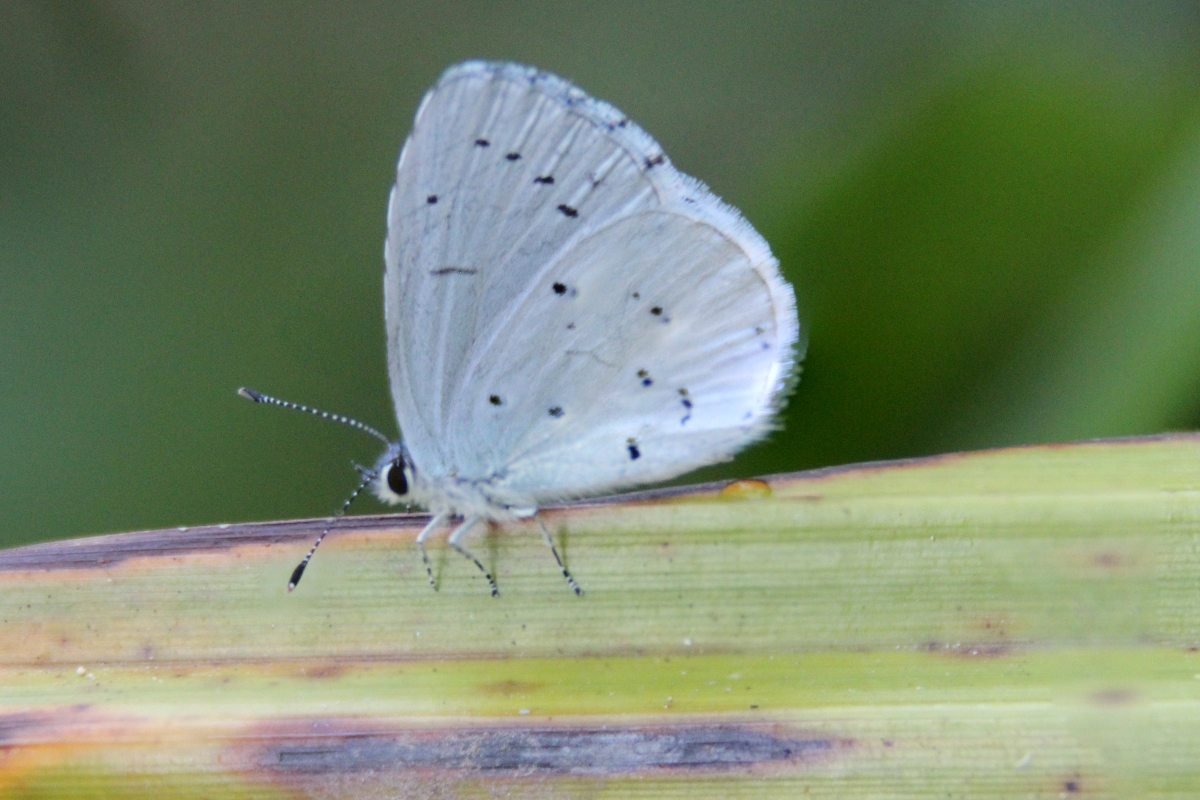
386;461;408;496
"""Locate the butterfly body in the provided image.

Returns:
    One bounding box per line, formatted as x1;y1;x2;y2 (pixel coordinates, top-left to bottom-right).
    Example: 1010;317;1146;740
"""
372;441;536;522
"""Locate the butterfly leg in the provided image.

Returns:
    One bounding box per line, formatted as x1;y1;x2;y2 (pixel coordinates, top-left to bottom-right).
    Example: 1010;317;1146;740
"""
415;512;449;591
536;515;582;596
446;515;499;597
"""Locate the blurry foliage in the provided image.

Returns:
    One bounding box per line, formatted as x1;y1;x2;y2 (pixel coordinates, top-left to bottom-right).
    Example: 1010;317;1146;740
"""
3;3;1200;545
745;58;1200;476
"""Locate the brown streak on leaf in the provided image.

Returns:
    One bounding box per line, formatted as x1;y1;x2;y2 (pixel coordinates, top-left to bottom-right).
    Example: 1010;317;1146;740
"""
0;517;426;572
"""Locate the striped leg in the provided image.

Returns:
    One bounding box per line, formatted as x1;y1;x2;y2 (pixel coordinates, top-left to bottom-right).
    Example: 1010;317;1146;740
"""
446;516;498;597
537;516;582;596
415;512;449;591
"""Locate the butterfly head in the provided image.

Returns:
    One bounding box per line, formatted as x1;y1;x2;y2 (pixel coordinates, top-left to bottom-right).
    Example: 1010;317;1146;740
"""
371;441;415;506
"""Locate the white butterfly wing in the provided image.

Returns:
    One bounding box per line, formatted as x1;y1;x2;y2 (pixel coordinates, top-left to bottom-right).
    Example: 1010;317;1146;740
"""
385;61;800;505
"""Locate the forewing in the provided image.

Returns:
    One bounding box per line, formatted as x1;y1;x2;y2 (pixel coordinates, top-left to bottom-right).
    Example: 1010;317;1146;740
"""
384;61;800;498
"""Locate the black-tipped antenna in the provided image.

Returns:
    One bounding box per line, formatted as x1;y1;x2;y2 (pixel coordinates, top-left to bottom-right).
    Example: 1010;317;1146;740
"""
287;467;376;591
238;386;392;591
238;387;391;445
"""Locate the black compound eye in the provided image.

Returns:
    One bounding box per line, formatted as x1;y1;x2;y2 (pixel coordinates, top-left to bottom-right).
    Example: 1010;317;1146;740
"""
386;462;408;496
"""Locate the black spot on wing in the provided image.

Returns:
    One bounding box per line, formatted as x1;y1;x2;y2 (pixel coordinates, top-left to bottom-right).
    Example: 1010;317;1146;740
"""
679;388;692;424
552;282;567;295
645;154;665;168
548;406;564;418
426;194;438;204
431;267;478;276
557;204;579;218
651;306;662;316
637;368;652;387
505;152;521;161
474;138;490;147
489;394;503;406
627;439;641;460
534;175;555;185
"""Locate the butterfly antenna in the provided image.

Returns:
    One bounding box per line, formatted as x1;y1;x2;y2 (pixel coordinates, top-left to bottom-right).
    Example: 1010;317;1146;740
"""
287;467;376;591
238;387;391;445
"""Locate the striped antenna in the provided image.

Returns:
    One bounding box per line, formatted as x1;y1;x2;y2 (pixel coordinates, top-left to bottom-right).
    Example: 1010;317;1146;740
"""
287;468;376;591
238;386;392;591
238;387;391;445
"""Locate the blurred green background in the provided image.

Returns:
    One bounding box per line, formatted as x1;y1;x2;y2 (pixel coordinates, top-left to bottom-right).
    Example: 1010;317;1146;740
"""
4;2;1200;547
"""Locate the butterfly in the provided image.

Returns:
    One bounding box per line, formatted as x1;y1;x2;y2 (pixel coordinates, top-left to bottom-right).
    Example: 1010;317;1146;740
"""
242;61;801;596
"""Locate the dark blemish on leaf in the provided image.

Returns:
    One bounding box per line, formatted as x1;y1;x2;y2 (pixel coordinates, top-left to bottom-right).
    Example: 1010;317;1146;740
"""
534;175;555;185
261;725;826;771
645;154;665;168
651;306;663;316
489;395;503;406
549;407;564;418
430;267;478;276
475;138;490;147
553;282;567;295
627;440;641;460
505;152;521;161
557;204;579;218
426;195;438;204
